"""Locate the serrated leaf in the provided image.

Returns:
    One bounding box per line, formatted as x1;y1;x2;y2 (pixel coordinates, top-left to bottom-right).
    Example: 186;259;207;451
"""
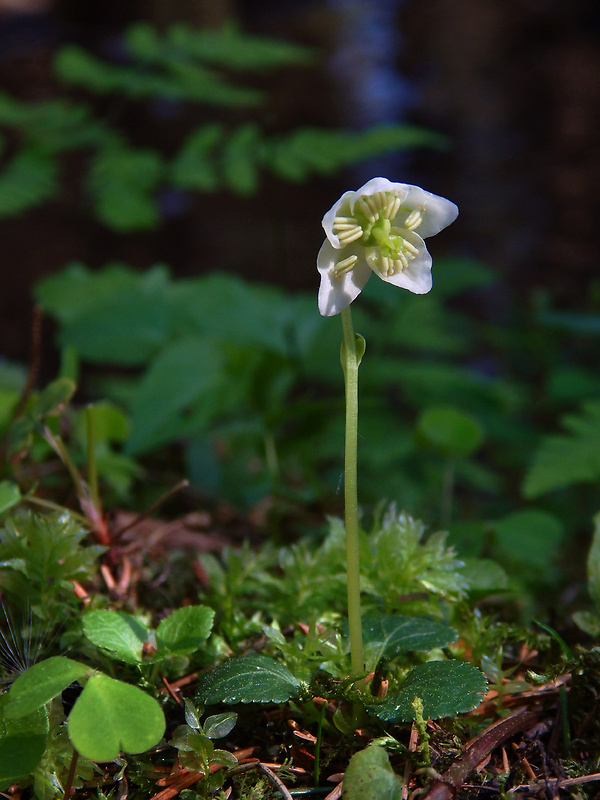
342;745;403;800
155;605;214;657
198;653;302;705
359;615;457;669
374;661;487;722
83;610;149;664
6;657;90;718
67;674;165;761
0;694;48;786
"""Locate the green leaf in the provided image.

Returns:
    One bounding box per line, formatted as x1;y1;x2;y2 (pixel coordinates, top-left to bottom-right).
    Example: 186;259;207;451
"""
203;712;237;740
587;513;600;610
0;694;48;787
492;510;564;571
198;653;302;705
342;745;403;800
67;674;165;761
127;336;222;454
458;558;510;597
83;610;149;664
155;605;214;657
417;406;484;459
37;377;76;416
0;481;21;515
44;265;171;366
374;661;487;722
524;401;600;497
6;657;90;718
359;615;457;669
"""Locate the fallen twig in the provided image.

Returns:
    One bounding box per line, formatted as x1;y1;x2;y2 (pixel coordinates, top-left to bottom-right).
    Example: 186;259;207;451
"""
423;706;541;800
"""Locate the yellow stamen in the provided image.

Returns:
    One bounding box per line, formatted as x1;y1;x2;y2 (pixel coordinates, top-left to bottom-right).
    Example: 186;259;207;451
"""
337;227;364;244
404;207;424;231
332;254;359;276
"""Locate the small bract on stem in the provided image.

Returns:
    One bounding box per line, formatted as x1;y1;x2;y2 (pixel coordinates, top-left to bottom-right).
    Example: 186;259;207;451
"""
316;177;458;697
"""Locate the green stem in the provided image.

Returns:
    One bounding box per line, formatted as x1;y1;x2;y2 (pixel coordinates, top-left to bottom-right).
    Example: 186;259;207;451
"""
441;458;455;527
86;405;100;513
340;306;364;682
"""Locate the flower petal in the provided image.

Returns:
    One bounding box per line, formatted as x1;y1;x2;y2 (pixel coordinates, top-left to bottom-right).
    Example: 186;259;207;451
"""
403;185;459;238
379;234;433;294
322;189;359;249
347;177;410;215
317;240;371;316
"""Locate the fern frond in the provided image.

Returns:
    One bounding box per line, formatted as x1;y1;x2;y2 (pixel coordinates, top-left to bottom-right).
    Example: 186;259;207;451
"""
170;123;444;196
268;125;446;181
0;148;58;216
126;22;313;72
169;124;223;192
523;400;600;497
86;143;164;231
0;93;106;151
55;45;262;107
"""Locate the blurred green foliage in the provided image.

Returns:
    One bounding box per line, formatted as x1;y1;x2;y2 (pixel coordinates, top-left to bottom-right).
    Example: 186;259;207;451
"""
0;21;441;229
25;255;600;605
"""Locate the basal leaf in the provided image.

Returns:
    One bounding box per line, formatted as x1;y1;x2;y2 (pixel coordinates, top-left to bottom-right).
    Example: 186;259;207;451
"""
198;653;302;705
359;615;458;670
67;674;165;761
374;661;487;722
155;605;214;657
6;657;90;718
83;610;149;664
343;745;403;800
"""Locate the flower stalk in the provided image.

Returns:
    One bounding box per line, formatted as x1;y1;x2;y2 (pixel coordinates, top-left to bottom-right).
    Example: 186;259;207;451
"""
340;306;364;681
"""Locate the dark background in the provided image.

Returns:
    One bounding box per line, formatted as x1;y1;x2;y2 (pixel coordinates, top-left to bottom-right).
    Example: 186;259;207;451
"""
0;0;599;363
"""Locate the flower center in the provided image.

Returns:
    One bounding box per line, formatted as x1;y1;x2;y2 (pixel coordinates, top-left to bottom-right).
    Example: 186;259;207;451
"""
331;190;424;278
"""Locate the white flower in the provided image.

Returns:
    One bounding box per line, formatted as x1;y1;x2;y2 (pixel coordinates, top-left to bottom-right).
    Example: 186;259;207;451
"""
317;177;458;316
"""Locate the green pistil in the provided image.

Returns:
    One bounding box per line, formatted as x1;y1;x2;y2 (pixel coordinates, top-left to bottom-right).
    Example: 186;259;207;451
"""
331;193;425;277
